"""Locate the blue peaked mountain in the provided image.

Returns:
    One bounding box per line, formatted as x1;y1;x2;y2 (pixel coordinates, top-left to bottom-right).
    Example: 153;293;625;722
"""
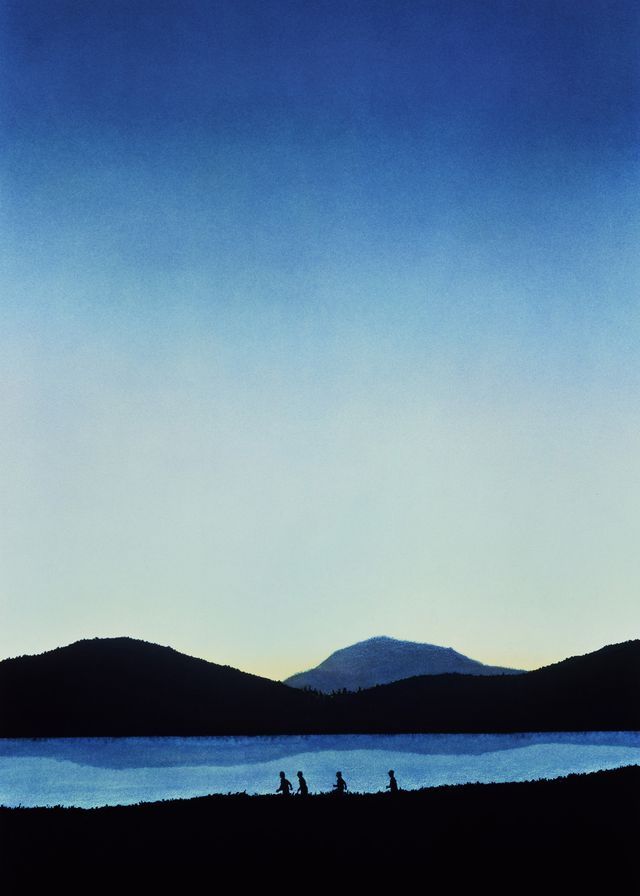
284;635;524;693
1;636;638;735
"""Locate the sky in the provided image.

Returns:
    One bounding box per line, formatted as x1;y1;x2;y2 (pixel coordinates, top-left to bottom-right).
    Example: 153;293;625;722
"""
1;0;639;679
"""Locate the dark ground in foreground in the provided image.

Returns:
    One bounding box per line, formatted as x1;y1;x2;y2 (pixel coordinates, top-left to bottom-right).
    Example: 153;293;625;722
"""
2;766;638;886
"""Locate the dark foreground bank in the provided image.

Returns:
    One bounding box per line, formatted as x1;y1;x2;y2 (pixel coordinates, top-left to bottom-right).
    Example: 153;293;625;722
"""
2;766;638;885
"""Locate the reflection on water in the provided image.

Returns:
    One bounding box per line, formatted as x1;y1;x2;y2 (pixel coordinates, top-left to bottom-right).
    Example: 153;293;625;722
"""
1;731;638;808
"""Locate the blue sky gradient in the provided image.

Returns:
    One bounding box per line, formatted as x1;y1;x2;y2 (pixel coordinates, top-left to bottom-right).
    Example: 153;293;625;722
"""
2;1;639;676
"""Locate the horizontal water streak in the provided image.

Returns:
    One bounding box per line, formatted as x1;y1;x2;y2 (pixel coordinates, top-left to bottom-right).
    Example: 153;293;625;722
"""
1;732;639;808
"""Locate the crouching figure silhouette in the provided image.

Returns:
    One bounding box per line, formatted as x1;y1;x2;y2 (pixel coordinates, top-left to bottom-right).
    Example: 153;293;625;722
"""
333;771;348;795
276;771;293;796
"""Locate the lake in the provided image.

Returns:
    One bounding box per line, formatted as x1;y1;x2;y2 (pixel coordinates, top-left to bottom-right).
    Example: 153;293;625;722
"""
1;731;639;808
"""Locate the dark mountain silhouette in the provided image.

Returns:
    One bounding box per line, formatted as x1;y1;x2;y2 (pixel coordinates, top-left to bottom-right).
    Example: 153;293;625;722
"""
327;639;640;732
284;635;523;692
0;637;321;736
1;637;638;735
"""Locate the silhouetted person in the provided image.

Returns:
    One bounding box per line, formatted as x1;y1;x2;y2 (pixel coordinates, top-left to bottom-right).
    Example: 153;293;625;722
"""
333;771;348;794
296;771;308;796
386;769;399;794
276;771;293;796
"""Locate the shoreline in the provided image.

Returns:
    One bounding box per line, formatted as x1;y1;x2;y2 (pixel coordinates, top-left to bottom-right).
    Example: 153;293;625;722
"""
3;766;638;883
1;761;639;810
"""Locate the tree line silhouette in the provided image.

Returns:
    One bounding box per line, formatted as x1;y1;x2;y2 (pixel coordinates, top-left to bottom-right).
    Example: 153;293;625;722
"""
2;637;638;736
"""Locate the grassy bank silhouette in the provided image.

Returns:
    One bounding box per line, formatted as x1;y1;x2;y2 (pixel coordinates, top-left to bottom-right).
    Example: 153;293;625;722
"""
2;766;637;884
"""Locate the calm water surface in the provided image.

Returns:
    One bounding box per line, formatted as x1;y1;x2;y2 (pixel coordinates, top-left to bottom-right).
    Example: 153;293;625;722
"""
1;731;638;808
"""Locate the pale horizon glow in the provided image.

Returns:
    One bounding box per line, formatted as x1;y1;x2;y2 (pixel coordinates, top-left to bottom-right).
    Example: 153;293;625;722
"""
2;1;639;680
1;629;633;683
